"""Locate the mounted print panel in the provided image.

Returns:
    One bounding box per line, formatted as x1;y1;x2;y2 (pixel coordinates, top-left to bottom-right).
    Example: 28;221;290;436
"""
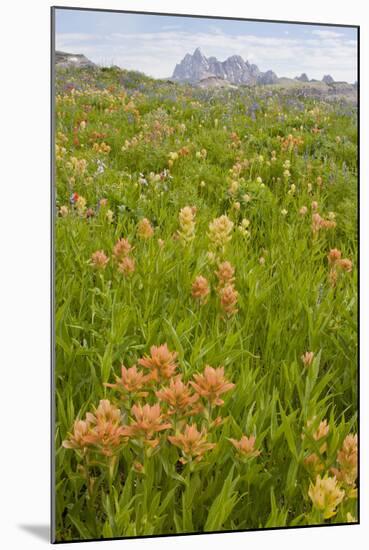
51;6;359;543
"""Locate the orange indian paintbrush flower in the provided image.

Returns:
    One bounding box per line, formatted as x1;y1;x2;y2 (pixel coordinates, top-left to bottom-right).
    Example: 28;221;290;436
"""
90;250;109;269
113;238;133;260
219;284;238;316
156;375;199;415
168;423;216;463
301;351;315;367
327;248;352;287
63;399;127;456
331;433;358;487
229;435;260;459
121;403;171;446
337;258;353;272
62;419;90;450
105;365;149;395
328;248;342;265
215;261;235;287
138;344;178;380
190;365;234;406
191;276;210;303
312;213;336;235
118;256;136;276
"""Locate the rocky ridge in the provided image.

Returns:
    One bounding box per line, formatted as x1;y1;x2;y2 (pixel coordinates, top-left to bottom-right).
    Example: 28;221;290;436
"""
172;48;278;85
171;48;341;89
55;51;96;69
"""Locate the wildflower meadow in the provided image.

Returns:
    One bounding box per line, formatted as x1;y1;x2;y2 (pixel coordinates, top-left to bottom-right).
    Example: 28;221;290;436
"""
54;65;358;541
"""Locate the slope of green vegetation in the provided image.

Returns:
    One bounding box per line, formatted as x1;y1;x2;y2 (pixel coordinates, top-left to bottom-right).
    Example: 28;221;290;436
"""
54;66;358;542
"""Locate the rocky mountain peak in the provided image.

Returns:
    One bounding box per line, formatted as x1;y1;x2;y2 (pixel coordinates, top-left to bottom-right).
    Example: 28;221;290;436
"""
295;73;310;82
322;74;334;84
171;49;277;85
193;47;205;58
228;54;244;63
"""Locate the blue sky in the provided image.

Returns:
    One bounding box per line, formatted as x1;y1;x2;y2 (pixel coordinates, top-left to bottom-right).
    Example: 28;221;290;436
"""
55;9;358;82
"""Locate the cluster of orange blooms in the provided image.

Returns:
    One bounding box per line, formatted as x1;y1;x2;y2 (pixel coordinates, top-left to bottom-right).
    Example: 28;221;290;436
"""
191;276;210;304
167;145;192;167
143;119;175;145
191;260;238;316
216;261;238;316
90;250;110;270
298;201;339;240
90;236;136;276
92;141;111;154
229;158;249;179
88;130;108;142
122;118;173;152
327;248;353;287
279;133;304;151
113;238;136;275
311;212;337;236
63;343;260;469
123;99;141;122
331;434;358;489
229;131;241;149
303;418;357;519
137;217;154;240
177;145;191;157
66;156;88;176
58;86;123;115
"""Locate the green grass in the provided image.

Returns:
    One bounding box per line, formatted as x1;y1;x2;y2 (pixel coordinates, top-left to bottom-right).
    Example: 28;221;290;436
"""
54;66;358;541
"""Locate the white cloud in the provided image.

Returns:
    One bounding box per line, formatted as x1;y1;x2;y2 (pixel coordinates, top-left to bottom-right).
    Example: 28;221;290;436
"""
311;29;344;38
161;24;181;30
55;28;357;82
57;33;98;43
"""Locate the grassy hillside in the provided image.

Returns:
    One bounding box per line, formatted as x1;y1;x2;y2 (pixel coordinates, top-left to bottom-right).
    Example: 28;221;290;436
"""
54;66;358;541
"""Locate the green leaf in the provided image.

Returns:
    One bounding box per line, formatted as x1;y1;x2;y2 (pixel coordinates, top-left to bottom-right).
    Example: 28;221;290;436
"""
204;467;240;531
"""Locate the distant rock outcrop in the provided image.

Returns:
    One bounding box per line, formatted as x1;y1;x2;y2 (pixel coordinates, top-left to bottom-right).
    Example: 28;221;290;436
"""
322;74;334;84
295;73;309;83
172;48;277;85
258;70;278;85
197;76;237;89
55;51;96;69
